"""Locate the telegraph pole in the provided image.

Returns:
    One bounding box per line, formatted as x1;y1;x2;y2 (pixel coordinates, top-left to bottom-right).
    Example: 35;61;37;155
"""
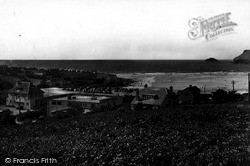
231;80;237;92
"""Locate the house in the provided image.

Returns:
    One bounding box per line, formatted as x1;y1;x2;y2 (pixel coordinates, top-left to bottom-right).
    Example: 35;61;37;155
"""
177;85;201;105
131;87;168;110
6;81;44;110
166;86;178;107
31;70;44;76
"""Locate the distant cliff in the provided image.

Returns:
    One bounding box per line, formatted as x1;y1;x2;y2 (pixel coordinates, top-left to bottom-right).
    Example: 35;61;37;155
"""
233;50;250;64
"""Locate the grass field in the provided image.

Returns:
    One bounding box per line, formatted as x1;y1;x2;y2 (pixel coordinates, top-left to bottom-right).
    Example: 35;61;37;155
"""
0;104;249;166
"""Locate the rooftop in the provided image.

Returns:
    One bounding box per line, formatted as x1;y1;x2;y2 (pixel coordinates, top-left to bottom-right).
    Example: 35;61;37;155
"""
131;87;167;106
53;95;111;103
8;81;44;95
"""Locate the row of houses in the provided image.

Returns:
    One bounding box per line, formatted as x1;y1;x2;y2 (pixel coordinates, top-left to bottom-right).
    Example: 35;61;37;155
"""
5;81;123;117
131;85;211;110
5;81;213;117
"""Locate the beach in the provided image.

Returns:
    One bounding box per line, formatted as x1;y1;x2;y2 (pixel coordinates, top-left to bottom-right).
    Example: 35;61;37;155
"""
118;72;249;94
41;72;249;96
117;73;164;89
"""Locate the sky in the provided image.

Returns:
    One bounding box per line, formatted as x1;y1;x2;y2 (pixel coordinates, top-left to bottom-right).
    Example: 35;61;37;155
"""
0;0;250;60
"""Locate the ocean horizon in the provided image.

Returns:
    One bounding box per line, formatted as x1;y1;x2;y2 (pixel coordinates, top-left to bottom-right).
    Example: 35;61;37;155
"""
1;60;250;73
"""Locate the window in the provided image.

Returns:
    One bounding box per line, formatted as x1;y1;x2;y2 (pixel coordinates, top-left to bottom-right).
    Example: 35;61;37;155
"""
154;95;159;99
52;101;56;105
142;94;158;100
57;101;62;105
26;103;29;106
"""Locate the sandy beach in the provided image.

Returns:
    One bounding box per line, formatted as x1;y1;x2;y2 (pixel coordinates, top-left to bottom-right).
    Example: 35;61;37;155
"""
117;73;165;89
42;72;249;95
118;72;249;94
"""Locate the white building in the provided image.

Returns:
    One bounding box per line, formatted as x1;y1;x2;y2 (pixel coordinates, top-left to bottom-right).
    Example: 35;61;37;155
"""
48;94;122;114
6;81;44;110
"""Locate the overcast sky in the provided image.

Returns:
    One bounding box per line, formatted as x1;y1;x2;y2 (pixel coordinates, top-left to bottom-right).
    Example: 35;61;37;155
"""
0;0;249;60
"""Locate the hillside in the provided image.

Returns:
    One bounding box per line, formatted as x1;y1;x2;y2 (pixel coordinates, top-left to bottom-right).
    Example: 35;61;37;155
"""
0;104;249;165
233;50;250;64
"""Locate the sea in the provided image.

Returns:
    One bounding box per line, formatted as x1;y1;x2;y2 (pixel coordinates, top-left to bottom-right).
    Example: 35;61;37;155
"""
1;60;250;94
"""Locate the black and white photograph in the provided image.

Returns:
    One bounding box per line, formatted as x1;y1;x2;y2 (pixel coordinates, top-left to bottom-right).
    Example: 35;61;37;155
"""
0;0;249;165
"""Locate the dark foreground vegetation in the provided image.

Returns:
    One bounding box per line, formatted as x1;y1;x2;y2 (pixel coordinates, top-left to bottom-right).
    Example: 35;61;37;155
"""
0;104;249;166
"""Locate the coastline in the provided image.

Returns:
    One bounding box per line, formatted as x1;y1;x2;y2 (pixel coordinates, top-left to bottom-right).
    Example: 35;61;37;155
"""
117;73;165;89
118;72;249;94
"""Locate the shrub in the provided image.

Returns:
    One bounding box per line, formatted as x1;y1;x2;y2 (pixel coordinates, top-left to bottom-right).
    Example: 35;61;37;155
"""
0;109;15;125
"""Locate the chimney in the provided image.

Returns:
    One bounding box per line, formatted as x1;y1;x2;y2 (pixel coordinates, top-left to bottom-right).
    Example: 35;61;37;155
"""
170;86;173;92
16;80;21;87
136;88;140;100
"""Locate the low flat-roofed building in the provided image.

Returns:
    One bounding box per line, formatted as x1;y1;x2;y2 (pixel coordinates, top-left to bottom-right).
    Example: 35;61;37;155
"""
48;94;120;114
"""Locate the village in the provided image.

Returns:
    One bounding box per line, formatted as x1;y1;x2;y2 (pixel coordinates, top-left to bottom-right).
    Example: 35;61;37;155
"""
1;0;250;164
0;64;247;125
0;65;249;165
